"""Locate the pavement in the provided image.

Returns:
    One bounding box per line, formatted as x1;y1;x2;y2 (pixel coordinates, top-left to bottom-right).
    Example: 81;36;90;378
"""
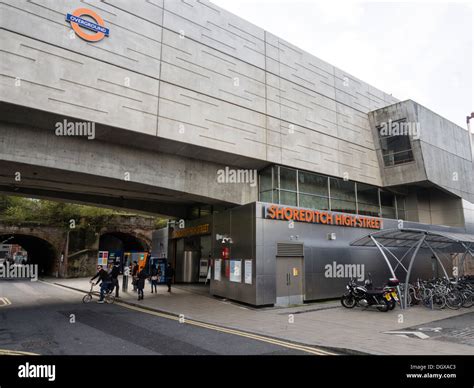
47;276;474;355
0;279;333;355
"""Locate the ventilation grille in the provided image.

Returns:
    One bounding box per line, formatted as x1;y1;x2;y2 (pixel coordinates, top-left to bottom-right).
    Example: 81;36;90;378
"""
276;242;304;257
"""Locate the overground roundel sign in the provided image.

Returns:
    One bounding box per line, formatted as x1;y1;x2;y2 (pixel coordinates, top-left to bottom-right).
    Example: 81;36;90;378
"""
66;8;110;42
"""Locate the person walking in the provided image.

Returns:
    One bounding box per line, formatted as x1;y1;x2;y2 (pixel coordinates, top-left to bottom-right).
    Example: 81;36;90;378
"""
110;261;120;298
122;264;130;292
150;266;158;294
131;261;139;292
165;263;175;293
136;268;147;301
90;265;111;304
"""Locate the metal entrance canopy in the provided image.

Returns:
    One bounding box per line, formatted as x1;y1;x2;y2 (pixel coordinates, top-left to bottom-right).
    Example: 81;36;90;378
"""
350;228;474;308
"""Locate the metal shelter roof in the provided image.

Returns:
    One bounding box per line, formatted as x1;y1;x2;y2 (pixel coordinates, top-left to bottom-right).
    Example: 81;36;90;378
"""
350;228;474;250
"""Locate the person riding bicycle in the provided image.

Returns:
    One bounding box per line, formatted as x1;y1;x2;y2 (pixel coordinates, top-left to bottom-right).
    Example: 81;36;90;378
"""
90;265;112;304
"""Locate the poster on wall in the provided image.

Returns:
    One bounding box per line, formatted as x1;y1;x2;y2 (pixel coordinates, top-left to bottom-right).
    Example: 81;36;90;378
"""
244;260;252;284
214;259;221;281
230;260;242;283
97;251;108;266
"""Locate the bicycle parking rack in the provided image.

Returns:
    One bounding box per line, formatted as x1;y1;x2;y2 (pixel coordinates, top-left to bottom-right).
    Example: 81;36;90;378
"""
351;228;474;309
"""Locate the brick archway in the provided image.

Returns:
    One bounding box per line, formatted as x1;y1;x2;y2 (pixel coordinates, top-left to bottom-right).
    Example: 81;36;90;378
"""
0;232;62;276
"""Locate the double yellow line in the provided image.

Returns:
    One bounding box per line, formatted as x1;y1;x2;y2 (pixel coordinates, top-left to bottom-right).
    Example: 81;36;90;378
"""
0;297;11;307
0;349;37;355
116;302;337;355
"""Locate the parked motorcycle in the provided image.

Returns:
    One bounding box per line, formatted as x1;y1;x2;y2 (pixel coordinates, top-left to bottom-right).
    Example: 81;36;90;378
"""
341;278;397;312
364;277;400;310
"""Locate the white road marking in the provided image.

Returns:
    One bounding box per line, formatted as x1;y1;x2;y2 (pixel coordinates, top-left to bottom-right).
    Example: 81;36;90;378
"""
384;331;430;339
0;297;12;307
418;327;442;332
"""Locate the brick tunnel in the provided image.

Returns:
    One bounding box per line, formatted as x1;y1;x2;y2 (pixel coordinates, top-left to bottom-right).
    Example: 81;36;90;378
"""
0;233;59;276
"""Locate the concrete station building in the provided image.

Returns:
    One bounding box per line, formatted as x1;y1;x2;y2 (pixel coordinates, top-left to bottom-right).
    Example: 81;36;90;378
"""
1;0;473;306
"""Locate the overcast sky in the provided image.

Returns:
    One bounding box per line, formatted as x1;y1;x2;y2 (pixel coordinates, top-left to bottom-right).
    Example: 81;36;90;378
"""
212;0;473;129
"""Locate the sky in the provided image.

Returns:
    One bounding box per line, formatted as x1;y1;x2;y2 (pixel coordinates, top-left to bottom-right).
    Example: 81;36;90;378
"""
212;0;473;129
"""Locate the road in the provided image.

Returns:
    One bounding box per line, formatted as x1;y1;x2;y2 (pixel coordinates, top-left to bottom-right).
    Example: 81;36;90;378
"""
0;279;329;355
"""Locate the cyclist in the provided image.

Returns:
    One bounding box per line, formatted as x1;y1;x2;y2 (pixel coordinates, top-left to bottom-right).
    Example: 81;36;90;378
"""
90;265;112;304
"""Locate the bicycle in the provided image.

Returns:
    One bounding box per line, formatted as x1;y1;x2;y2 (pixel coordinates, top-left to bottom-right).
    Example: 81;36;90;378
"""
82;282;115;304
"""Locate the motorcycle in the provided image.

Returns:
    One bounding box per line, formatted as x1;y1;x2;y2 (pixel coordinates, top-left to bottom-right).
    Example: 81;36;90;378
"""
341;278;398;312
364;277;400;310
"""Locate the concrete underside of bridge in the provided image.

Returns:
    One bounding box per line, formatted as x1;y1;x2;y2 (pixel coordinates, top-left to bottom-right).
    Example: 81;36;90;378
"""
0;103;260;217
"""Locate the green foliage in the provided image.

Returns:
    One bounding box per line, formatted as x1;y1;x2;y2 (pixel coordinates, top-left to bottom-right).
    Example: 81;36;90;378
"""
0;195;163;230
154;218;169;229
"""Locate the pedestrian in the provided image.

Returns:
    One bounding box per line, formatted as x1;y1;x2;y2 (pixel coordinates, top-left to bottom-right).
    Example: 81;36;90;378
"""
90;265;111;304
110;261;120;298
131;261;139;292
150;265;158;294
165;263;175;293
123;264;130;292
136;268;147;301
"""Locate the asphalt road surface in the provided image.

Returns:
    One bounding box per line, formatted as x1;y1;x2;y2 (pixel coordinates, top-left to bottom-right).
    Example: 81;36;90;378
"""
0;279;329;355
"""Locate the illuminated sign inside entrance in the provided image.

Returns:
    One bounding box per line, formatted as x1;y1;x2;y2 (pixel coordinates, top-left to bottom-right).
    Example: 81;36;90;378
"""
66;8;109;42
264;205;382;230
170;224;210;239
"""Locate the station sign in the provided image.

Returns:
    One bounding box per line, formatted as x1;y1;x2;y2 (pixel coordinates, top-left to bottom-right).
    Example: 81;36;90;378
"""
264;204;382;230
170;224;210;239
66;8;109;42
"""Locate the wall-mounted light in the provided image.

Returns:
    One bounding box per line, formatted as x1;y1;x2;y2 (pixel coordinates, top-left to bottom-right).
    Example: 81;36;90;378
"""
216;234;233;244
327;233;336;240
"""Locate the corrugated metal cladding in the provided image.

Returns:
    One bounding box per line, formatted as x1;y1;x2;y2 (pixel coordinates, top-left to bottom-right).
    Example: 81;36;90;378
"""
276;242;304;257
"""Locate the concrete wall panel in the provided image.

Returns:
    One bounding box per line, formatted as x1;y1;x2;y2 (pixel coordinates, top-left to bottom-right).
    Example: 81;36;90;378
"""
163;0;265;68
0;30;159;134
157;82;267;160
1;0;163;78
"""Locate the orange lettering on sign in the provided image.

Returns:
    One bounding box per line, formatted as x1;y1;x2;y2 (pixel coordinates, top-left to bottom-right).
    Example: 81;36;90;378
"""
265;205;381;229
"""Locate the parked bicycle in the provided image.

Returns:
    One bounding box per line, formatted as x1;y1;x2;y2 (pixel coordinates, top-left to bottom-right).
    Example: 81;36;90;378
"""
399;277;473;310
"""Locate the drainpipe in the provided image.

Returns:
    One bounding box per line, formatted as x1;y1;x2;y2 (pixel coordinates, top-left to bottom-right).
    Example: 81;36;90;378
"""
467;112;474;161
61;230;70;278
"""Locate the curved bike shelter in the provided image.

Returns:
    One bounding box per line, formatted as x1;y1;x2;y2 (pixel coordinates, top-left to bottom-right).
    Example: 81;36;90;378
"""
350;228;474;309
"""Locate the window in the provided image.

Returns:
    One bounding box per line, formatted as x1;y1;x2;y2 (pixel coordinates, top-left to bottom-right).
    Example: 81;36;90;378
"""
357;183;380;217
259;166;276;203
299;194;329;210
280;167;297;191
258;165;403;220
260;190;273;203
378;119;414;166
298;171;329;210
330;178;356;213
298;171;329;196
396;195;407;220
280;190;297;206
259;166;273;192
380;190;396;219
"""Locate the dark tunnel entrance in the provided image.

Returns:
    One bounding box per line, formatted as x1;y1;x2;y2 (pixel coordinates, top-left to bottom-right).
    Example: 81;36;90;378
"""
99;232;149;253
98;232;149;271
0;234;58;276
